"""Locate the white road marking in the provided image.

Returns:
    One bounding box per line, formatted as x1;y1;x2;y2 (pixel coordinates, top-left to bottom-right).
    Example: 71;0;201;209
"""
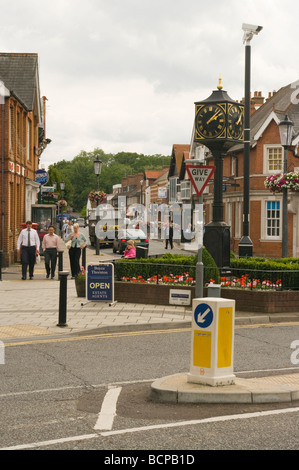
94;386;122;430
100;406;299;436
0;433;99;450
1;406;299;450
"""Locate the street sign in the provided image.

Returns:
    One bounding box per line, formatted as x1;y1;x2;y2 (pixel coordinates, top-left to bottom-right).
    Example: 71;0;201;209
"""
35;169;49;186
194;303;214;328
169;289;191;306
87;263;114;303
186;165;215;196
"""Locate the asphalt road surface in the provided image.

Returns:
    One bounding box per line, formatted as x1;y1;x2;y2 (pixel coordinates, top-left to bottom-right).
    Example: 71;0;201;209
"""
0;323;299;451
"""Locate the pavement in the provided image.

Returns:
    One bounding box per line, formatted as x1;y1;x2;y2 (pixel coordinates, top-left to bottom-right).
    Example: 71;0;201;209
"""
1;240;299;404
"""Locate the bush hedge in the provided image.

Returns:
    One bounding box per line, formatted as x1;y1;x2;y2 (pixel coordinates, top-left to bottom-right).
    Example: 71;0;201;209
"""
230;256;299;289
114;248;220;284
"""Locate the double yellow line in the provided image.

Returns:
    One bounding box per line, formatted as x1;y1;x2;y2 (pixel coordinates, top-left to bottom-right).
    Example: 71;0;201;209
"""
3;327;190;347
4;321;298;348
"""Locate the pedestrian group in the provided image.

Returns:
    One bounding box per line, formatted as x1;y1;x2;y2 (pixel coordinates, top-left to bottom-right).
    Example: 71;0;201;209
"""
17;219;86;280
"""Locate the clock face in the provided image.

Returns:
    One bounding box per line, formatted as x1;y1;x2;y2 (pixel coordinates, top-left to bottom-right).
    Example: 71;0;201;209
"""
196;104;226;139
227;104;244;140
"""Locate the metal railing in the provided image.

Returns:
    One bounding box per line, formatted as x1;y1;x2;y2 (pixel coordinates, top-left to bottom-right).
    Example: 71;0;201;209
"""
221;267;299;291
113;260;299;291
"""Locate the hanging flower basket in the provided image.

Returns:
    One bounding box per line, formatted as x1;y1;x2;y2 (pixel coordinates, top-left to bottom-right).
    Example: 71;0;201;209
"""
57;199;68;207
264;172;299;193
88;190;107;204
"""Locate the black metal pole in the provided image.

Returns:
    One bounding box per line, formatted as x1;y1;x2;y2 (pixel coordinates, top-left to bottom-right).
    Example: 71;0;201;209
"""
58;250;64;271
239;43;253;257
282;146;288;258
82;246;86;269
96;174;100;256
212;149;224;223
57;271;69;327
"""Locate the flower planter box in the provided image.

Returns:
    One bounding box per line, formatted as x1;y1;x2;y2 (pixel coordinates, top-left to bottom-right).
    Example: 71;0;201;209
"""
114;281;299;313
75;279;86;297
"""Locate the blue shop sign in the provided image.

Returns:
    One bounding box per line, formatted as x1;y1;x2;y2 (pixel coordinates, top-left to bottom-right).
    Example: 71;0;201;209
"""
36;169;49;186
87;263;114;302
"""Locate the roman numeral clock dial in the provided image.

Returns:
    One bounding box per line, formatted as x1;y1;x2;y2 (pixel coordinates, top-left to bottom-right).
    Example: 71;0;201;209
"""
227;104;244;140
196;104;226;140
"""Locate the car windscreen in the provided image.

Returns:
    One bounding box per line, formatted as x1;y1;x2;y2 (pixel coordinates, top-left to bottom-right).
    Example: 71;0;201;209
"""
118;229;147;239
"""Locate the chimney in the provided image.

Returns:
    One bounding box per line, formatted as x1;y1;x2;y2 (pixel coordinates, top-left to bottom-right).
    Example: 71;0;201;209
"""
252;91;264;107
241;92;265;114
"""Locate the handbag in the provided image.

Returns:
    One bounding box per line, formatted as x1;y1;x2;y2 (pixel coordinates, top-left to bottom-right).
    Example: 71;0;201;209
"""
66;239;72;249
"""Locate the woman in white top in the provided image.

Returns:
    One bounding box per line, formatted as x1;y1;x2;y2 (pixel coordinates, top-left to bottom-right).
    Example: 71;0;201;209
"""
63;220;74;241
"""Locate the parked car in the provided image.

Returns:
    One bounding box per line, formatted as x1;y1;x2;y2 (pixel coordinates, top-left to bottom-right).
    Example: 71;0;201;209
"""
76;218;86;227
113;229;149;254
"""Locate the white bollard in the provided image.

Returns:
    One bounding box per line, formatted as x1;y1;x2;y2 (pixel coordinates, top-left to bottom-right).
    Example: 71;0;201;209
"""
188;297;235;386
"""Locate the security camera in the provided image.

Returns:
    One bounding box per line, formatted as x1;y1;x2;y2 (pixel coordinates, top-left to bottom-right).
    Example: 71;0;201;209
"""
242;23;263;33
242;23;263;43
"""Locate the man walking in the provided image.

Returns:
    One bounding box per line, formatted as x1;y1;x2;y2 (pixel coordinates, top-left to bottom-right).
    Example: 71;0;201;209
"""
42;225;60;279
17;221;40;280
165;221;174;249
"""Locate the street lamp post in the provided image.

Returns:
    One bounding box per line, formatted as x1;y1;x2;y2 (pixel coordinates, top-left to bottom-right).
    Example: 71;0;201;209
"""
239;23;263;258
60;180;65;234
279;115;294;258
53;182;58;233
94;159;102;256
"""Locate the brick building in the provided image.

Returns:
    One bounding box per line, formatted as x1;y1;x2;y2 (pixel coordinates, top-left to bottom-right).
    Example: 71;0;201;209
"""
201;82;299;258
0;53;48;266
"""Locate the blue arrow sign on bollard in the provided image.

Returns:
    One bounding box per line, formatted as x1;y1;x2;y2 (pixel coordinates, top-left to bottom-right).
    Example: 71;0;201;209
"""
194;303;213;328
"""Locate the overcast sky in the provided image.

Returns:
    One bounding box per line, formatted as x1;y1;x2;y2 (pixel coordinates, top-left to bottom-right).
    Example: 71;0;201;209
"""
1;0;299;169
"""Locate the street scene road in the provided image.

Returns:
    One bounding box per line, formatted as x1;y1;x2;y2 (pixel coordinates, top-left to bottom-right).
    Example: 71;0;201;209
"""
1;233;299;451
0;309;299;450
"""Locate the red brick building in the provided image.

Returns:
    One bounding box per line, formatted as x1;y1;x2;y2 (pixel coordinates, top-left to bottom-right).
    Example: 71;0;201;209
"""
0;53;48;266
202;82;299;258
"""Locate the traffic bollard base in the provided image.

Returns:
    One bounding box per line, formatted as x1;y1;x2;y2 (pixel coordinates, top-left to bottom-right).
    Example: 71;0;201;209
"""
187;372;236;387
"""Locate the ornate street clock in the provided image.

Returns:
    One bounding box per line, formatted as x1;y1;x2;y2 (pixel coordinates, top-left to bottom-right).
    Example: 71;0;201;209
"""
193;77;244;270
194;78;244;150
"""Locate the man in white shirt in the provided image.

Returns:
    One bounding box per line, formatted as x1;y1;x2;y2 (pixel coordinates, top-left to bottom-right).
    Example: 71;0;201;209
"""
17;221;40;280
42;225;60;279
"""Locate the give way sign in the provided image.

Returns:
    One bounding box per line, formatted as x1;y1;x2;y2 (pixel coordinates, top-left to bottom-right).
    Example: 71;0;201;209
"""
186;165;215;196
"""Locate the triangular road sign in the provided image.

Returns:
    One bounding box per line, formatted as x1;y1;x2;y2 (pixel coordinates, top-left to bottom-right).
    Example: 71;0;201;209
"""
186;165;215;196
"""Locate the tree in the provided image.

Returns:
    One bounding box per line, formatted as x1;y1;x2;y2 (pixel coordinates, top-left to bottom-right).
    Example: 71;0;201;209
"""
48;148;170;212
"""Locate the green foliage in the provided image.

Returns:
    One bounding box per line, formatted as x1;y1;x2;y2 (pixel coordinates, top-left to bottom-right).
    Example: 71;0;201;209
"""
114;249;220;284
230;256;299;289
48;148;170;212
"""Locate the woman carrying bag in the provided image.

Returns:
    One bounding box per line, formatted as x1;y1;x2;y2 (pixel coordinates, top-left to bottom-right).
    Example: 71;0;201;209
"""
66;223;87;278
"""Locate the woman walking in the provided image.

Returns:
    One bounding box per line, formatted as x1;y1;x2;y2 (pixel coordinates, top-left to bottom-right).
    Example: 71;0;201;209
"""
66;223;87;278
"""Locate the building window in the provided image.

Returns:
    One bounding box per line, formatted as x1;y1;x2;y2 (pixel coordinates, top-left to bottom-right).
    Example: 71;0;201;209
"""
16;111;21;156
264;145;283;174
9;106;14;154
181;180;191;200
266;200;280;238
226;202;232;227
231;156;236;176
169;177;179;203
27;120;31;160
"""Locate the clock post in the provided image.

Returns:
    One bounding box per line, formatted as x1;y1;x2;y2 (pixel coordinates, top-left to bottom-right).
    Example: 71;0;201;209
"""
194;79;244;269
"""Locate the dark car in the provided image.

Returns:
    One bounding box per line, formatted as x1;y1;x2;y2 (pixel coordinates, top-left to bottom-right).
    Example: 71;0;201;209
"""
113;229;149;254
